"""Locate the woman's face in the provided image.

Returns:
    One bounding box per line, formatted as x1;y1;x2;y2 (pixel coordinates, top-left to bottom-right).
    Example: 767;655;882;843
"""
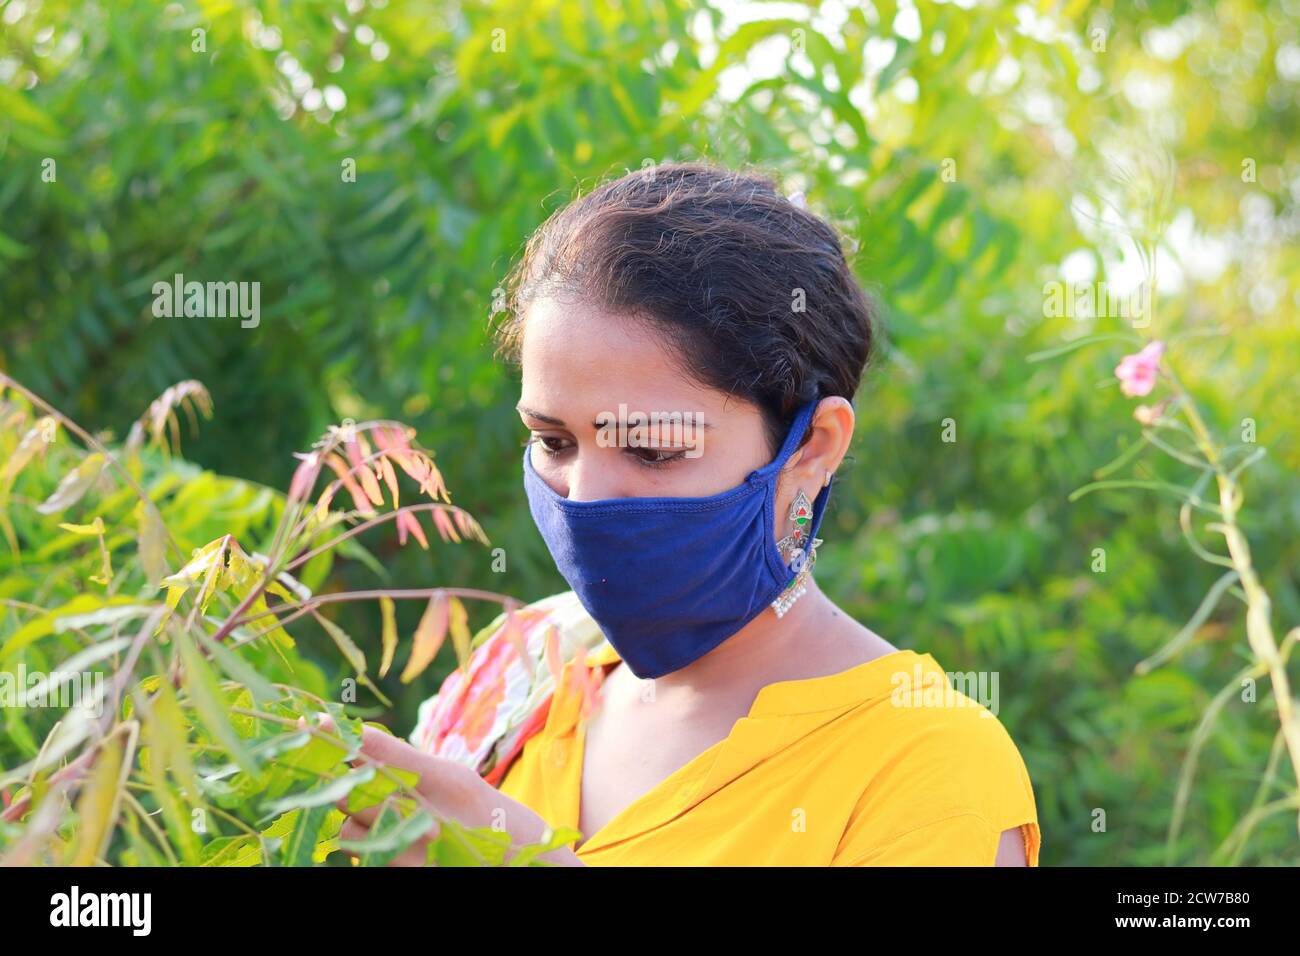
517;295;774;501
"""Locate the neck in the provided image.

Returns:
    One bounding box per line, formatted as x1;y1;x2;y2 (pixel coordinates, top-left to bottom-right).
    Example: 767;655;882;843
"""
649;574;839;694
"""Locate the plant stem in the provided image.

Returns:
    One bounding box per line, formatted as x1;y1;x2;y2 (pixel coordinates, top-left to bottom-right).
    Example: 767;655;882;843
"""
0;373;184;565
1167;364;1300;839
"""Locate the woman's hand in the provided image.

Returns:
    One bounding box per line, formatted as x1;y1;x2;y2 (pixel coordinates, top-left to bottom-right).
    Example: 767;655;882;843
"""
304;714;585;867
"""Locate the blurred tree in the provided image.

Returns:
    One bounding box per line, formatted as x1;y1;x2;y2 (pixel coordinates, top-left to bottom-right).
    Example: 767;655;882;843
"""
1;0;1297;864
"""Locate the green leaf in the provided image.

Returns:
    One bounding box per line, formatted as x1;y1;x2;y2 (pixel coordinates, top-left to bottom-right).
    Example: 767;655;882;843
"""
261;765;377;817
1025;332;1143;363
337;805;435;866
195;627;281;705
260;733;352;802
431;816;512;867
69;734;126;865
175;630;259;775
273;805;331;867
313;610;367;675
138;502;169;587
345;764;420;814
200;835;262;866
1;594;140;660
507;824;586;866
378;596;397;678
36;454;106;514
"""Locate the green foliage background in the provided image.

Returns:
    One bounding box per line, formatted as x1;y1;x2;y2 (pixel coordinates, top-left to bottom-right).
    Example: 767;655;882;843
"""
2;0;1298;864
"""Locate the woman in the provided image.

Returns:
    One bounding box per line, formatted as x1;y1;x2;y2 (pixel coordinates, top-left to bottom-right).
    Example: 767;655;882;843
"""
337;162;1041;866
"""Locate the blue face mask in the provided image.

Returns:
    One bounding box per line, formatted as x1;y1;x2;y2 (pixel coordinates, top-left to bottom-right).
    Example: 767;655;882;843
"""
521;398;833;679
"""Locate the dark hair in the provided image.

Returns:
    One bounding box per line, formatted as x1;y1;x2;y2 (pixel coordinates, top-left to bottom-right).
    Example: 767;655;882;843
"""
492;162;877;456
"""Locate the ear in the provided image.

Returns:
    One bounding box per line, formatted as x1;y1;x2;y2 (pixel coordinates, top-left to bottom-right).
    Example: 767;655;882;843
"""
774;397;854;528
782;396;854;492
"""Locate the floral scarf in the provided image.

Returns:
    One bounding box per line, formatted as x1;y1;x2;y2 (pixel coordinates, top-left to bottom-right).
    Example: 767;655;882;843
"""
407;590;607;785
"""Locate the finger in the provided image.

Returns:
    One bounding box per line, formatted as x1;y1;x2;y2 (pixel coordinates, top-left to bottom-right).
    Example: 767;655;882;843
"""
339;805;430;866
339;816;368;843
296;712;335;734
300;716;431;782
356;724;427;769
336;816;368;858
389;843;428;867
340;792;419;829
358;728;483;810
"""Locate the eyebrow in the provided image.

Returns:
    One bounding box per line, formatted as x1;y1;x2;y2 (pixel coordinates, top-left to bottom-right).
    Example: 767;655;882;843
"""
515;403;714;430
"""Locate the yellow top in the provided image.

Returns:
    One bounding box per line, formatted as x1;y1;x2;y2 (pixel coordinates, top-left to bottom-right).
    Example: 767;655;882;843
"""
497;637;1041;866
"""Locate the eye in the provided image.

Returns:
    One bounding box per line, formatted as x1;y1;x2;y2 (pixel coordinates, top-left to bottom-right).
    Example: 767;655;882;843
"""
524;434;687;469
523;434;573;457
627;447;687;469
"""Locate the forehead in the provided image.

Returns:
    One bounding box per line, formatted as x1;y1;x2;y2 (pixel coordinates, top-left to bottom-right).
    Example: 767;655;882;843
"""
518;295;705;415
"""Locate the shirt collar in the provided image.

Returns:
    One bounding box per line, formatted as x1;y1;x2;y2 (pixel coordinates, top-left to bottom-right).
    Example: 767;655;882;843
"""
584;639;941;717
570;640;950;856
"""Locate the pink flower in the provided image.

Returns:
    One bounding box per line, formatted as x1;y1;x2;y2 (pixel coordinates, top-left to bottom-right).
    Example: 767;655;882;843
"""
1115;340;1165;398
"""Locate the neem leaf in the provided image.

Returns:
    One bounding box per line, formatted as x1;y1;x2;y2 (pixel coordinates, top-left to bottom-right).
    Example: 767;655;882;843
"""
261;733;352;802
400;591;449;684
200;835;262;867
345;763;420;814
195;628;280;705
138;501;169;588
336;806;435;866
260;765;377;817
430;816;512;867
1;594;140;660
448;597;472;670
57;516;105;535
378;596;397;678
68;733;125;865
313;610;366;675
161;535;229;591
175;629;259;775
321;702;364;755
272;805;331;867
36;453;105;514
506;825;585;867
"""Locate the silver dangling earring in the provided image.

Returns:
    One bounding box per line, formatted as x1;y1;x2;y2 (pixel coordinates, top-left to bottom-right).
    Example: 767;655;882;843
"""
772;487;823;618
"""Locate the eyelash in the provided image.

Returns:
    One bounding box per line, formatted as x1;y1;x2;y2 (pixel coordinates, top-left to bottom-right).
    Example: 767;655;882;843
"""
522;435;687;469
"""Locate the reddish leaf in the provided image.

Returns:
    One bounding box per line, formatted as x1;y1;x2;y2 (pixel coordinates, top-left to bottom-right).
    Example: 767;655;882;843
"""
401;592;450;684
